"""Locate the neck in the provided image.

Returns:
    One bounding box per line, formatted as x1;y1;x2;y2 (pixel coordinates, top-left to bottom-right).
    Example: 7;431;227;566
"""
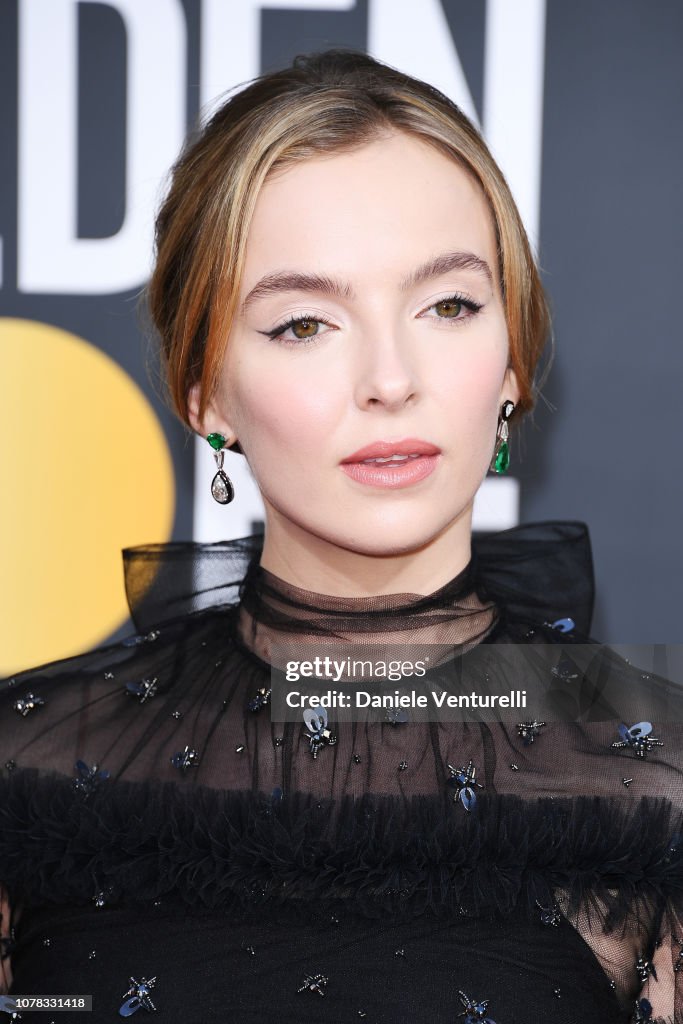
257;502;474;598
236;518;499;668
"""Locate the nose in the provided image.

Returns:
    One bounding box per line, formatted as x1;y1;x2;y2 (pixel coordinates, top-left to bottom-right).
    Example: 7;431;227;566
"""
353;326;419;411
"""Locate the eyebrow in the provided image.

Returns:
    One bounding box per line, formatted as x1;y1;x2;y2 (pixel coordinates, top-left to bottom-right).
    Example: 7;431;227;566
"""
239;250;494;315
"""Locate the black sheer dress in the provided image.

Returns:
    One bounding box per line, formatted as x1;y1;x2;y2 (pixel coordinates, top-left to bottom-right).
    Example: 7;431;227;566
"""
1;520;682;1023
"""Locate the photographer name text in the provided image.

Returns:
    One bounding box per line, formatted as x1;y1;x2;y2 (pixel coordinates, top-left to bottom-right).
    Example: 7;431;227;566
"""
284;688;527;709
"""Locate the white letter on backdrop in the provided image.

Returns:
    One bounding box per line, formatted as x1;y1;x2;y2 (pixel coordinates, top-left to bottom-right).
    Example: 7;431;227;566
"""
368;0;546;255
18;0;186;294
200;0;355;119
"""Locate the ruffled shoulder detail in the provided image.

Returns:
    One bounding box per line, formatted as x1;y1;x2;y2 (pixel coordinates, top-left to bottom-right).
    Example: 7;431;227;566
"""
122;520;594;635
472;520;594;635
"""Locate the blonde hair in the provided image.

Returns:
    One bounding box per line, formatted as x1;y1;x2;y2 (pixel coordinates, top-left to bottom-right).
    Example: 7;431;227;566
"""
147;49;553;454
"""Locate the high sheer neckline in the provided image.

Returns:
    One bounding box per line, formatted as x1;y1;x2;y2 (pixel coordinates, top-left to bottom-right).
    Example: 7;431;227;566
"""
235;549;501;665
119;520;596;639
251;552;477;609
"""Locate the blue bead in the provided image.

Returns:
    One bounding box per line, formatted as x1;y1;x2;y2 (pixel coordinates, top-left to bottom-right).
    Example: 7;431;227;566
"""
460;788;477;811
550;617;575;633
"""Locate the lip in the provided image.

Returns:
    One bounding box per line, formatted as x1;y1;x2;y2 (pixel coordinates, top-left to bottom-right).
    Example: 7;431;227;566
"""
339;451;441;490
341;438;441;463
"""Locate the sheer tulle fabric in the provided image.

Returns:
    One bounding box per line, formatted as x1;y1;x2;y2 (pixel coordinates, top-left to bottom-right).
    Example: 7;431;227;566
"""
0;521;682;1023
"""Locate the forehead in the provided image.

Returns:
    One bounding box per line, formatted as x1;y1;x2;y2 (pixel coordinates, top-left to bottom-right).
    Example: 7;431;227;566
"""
243;132;499;293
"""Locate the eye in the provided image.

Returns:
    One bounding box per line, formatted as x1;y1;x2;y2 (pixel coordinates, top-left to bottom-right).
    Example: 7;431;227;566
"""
259;313;335;346
422;293;484;325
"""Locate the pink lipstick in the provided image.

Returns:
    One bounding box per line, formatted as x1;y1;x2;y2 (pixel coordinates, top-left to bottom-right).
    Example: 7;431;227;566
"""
340;438;441;489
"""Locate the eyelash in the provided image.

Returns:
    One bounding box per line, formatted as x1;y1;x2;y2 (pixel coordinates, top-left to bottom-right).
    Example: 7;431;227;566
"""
260;292;484;346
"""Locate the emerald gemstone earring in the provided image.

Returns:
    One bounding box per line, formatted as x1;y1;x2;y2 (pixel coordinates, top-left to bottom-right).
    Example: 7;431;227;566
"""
489;400;515;474
206;433;235;504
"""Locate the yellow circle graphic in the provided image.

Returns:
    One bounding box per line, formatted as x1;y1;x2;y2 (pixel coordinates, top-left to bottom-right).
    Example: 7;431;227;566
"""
0;318;175;675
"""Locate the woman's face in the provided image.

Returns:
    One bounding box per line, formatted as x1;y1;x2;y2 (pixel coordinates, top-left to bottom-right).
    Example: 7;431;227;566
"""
192;130;518;561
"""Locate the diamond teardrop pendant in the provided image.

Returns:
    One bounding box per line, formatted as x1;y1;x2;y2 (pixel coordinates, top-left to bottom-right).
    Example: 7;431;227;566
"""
211;467;234;504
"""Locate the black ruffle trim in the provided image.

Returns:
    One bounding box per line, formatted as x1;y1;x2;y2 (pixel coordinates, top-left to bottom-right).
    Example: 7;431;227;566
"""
1;769;682;929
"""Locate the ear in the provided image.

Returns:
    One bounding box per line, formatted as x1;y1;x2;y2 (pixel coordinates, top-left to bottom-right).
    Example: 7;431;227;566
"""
500;366;520;409
186;382;237;442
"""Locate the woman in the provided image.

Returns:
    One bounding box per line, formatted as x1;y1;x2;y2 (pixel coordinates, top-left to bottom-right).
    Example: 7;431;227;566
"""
1;48;682;1023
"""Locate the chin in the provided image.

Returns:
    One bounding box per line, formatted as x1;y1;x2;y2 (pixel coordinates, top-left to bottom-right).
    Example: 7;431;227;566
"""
313;517;455;558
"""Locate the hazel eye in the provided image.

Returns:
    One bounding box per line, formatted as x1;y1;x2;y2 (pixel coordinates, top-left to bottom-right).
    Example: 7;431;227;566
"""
434;298;463;319
260;312;335;345
423;293;484;326
289;319;319;340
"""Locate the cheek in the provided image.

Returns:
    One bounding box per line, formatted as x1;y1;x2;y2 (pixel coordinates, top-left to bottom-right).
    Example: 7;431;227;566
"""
232;359;341;456
433;344;508;426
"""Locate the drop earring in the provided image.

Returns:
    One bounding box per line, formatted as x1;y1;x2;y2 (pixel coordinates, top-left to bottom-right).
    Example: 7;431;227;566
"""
489;400;515;474
206;433;235;504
